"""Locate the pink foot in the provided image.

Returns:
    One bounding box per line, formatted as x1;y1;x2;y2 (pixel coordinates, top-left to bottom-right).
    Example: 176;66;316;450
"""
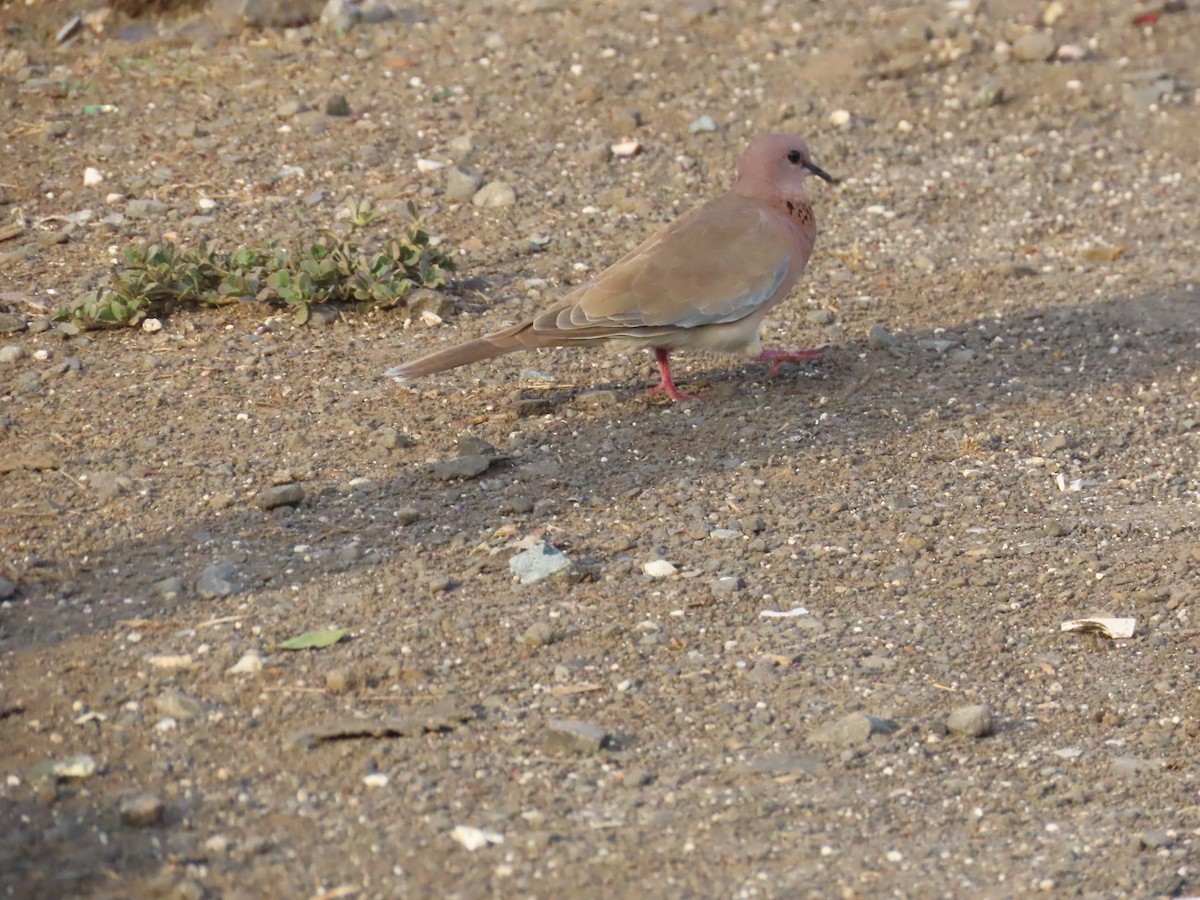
647;348;697;402
758;347;824;378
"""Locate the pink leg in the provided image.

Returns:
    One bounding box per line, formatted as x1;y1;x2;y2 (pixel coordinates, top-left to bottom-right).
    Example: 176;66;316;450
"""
646;348;696;402
757;347;825;378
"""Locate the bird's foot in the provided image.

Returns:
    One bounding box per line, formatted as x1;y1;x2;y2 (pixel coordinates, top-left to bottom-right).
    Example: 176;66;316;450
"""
758;347;824;378
647;380;698;402
648;347;698;402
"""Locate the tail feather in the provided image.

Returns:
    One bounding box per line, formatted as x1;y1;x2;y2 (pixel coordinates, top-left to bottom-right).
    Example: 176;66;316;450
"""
384;327;526;380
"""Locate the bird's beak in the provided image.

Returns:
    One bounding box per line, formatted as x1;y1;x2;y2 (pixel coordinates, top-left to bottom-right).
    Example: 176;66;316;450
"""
804;161;839;184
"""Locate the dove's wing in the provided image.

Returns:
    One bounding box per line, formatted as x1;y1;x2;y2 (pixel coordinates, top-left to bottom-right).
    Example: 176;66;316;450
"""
529;194;807;340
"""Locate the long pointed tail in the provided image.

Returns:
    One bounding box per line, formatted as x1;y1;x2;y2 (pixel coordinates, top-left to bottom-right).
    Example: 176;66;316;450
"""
383;327;526;380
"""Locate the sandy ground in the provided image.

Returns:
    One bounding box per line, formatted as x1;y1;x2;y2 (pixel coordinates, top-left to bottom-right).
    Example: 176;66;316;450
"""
2;0;1200;897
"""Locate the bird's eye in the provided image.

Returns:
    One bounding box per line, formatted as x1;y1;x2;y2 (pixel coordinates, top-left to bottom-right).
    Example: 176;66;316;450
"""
786;149;803;164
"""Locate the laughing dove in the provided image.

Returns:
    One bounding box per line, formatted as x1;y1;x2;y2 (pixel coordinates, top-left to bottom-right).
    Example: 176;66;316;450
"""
385;132;836;401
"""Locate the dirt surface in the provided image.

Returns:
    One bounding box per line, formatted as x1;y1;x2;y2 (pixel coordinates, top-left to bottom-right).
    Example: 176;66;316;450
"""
2;0;1200;897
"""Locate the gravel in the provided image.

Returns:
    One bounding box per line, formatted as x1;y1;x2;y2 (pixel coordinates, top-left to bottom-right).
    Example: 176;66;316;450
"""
2;0;1198;897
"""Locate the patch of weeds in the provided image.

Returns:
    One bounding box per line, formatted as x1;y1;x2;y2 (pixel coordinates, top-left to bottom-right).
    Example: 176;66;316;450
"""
58;200;455;328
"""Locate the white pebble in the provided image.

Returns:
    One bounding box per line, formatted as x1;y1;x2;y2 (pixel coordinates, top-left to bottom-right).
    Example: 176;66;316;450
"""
83;167;104;186
227;651;264;675
141;318;163;334
450;825;504;851
829;109;852;127
416;158;445;173
611;139;642;157
897;119;913;132
196;197;218;212
643;559;678;578
363;773;389;787
105;192;124;204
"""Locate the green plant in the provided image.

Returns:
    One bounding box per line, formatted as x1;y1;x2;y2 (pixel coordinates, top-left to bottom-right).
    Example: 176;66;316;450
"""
58;200;456;327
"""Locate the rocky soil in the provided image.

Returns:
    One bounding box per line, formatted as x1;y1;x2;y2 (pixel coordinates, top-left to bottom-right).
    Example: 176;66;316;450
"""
1;0;1199;897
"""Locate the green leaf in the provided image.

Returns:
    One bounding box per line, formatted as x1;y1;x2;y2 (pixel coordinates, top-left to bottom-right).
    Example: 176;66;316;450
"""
277;629;347;650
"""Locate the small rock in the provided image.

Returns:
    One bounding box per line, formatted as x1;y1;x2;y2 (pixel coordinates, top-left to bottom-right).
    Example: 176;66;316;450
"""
1012;31;1055;63
643;559;677;578
811;712;899;747
509;541;573;584
197;563;240;599
37;230;69;246
512;397;553;417
360;0;395;23
574;389;619;408
154;690;207;721
445;166;485;202
429;455;492;480
687;114;717;134
275;99;309;118
0;576;15;599
1111;756;1164;777
254;483;304;510
325;94;352;117
456;433;497;457
46;755;97;780
829;108;852;127
805;309;835;325
83;166;104;186
946;703;995;738
0;314;25;333
522;621;557;646
499;496;535;515
450;824;504;852
324;667;357;694
1043;433;1070;453
125;198;167;219
737;753;825;776
227;651;264;676
0;344;25;363
320;0;361;30
1140;829;1173;850
119;792;165;827
543;718;612;755
472;181;517;208
710;575;744;595
867;324;894;350
396;506;420;525
918;339;957;354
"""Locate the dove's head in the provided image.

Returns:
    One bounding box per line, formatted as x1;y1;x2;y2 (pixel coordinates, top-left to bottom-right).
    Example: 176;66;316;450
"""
734;133;837;203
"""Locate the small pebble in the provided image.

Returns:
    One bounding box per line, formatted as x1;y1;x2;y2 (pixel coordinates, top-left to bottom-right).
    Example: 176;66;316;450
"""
325;94;351;117
946;704;995;738
522;620;557;646
198;563;240;598
1012;31;1055;62
867;324;894;350
254;483;304;510
543;718;612;755
643;559;678;578
812;712;898;747
472;181;517;208
119;792;165;827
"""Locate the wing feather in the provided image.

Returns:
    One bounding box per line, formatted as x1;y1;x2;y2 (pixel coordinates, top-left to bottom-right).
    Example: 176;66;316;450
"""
530;195;794;339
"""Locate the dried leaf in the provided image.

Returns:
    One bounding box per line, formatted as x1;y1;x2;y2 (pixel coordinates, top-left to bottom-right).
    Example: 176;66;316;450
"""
278;629;347;650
